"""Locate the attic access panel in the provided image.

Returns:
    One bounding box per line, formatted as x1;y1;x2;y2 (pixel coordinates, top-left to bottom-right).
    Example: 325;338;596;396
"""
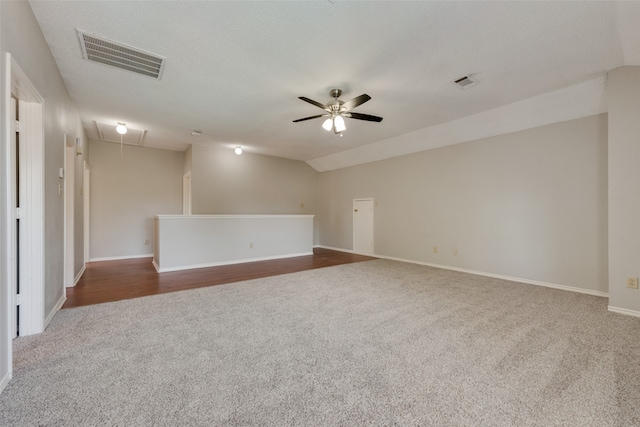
95;122;147;147
76;29;166;79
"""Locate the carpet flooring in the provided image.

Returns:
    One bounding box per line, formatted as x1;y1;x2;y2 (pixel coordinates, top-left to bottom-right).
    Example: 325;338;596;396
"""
1;259;640;426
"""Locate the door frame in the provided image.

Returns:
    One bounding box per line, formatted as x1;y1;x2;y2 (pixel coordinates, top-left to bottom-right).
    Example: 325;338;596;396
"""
83;161;90;264
2;54;46;393
353;198;374;255
64;135;74;287
4;53;45;337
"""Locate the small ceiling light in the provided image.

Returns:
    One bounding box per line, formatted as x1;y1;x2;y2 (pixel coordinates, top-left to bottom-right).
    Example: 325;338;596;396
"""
322;118;333;131
234;146;243;155
191;130;202;136
116;123;127;134
334;115;346;133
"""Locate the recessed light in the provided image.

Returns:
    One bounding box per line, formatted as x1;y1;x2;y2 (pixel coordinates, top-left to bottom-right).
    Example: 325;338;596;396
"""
191;130;202;136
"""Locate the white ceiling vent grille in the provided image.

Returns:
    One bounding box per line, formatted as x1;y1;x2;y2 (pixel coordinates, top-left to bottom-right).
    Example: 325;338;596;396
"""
453;75;477;89
77;29;165;79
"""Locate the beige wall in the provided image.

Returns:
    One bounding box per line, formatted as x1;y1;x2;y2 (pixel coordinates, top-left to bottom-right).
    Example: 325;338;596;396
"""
0;0;88;322
318;114;608;294
191;143;319;241
89;141;183;259
608;67;640;313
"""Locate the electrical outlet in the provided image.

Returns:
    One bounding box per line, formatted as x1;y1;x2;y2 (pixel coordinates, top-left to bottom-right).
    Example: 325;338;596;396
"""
144;240;150;246
300;203;305;209
626;277;639;289
433;246;438;254
453;248;458;256
250;242;254;249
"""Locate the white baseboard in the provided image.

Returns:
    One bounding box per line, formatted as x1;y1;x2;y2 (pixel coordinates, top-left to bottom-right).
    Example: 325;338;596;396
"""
317;245;608;298
378;253;609;298
607;306;640;318
155;252;314;273
315;245;354;254
152;259;160;273
66;264;86;288
44;294;66;330
0;371;11;396
89;253;153;262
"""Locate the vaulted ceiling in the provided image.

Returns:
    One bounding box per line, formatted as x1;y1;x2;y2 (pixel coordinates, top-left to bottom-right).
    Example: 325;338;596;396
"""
29;1;640;168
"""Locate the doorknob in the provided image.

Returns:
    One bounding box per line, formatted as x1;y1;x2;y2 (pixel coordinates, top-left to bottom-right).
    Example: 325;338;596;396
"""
354;209;358;212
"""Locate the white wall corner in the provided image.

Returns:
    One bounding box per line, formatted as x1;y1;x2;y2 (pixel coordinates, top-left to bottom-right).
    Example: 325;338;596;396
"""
44;294;66;330
72;264;86;287
0;372;11;396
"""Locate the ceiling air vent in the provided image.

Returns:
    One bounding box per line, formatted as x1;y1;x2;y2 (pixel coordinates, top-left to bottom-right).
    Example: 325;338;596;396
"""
76;29;165;79
453;75;477;89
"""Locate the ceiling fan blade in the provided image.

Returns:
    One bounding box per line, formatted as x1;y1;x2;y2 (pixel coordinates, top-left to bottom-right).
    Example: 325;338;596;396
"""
299;96;329;111
292;114;326;123
342;94;371;111
346;112;383;122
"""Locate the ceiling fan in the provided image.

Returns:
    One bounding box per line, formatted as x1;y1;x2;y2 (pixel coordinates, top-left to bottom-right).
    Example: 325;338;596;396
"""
293;89;383;136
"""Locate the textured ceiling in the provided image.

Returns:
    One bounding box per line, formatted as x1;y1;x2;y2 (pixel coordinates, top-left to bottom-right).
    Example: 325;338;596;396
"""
28;1;640;164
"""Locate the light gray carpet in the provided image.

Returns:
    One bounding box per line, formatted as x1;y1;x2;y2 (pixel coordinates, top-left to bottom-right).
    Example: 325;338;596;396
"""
1;259;640;426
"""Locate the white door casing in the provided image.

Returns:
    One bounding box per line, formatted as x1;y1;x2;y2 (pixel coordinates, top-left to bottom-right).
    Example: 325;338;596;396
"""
353;198;374;255
83;161;90;263
64;137;74;287
2;54;46;395
6;54;45;338
10;96;18;338
183;172;192;215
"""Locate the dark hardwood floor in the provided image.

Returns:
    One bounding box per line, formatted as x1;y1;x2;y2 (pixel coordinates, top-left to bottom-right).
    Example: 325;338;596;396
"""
64;248;376;308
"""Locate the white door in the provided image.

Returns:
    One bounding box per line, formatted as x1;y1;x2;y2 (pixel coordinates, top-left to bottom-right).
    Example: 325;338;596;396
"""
64;137;74;287
353;199;374;254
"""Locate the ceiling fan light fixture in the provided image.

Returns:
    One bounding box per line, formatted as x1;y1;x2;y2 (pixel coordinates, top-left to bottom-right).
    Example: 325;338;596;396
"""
293;89;382;135
116;123;128;135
